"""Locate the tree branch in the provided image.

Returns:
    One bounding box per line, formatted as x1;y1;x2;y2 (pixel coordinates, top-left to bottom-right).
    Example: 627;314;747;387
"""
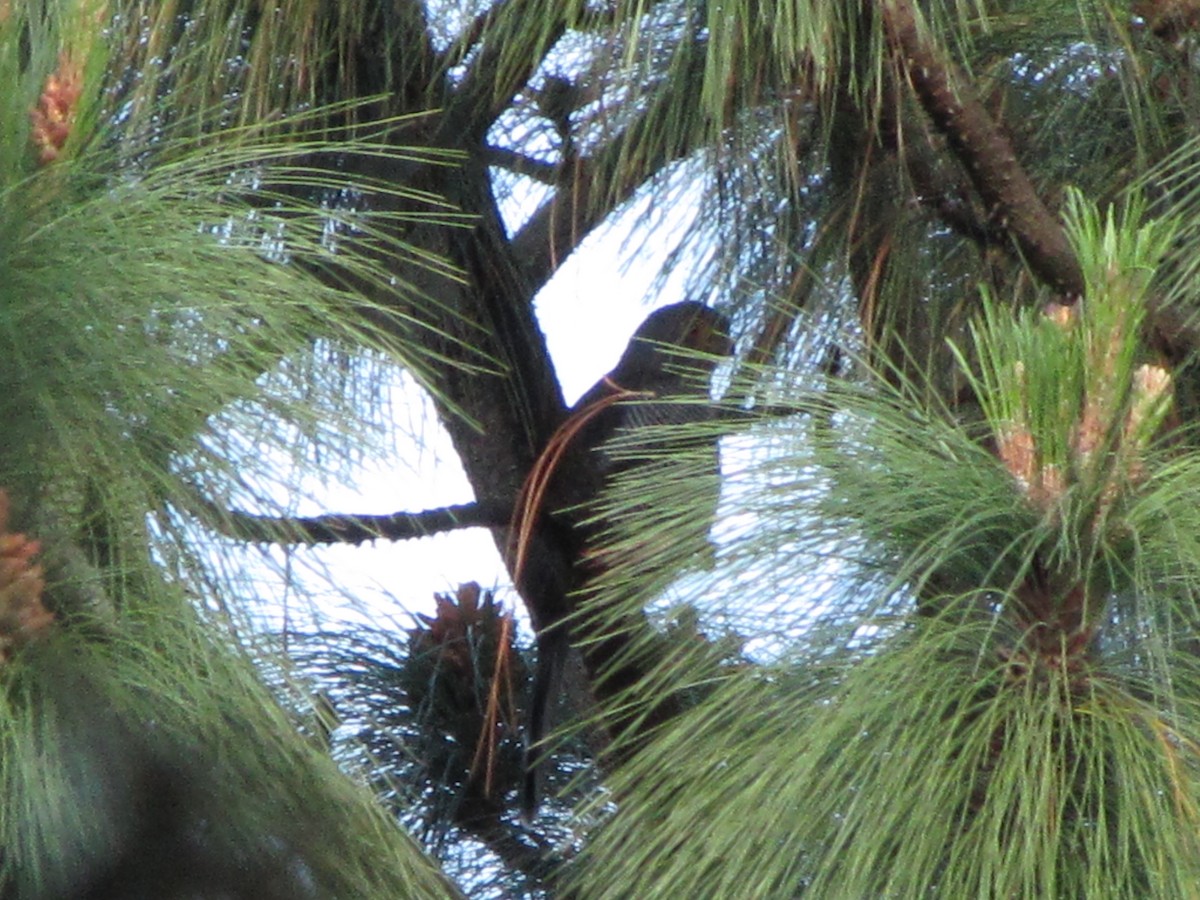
900;127;1002;248
881;0;1085;297
511;54;710;293
445;1;568;143
485;145;561;184
191;497;512;546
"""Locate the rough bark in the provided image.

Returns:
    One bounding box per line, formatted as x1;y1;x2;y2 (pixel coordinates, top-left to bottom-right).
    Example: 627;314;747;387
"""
880;0;1085;298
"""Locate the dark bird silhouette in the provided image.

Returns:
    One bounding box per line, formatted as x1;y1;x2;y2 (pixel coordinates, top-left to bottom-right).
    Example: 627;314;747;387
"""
521;301;732;817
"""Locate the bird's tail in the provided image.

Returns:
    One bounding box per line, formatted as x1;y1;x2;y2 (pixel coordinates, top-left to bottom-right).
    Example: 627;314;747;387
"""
521;625;570;822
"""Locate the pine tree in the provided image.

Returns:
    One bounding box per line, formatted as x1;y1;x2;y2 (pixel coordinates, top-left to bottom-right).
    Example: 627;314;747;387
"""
8;2;1200;897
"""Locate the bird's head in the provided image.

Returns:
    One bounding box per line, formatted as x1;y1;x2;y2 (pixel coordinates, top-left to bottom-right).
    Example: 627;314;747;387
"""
615;301;732;385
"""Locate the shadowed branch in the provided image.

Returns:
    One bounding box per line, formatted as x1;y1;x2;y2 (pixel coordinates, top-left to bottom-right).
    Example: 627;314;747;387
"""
881;0;1085;297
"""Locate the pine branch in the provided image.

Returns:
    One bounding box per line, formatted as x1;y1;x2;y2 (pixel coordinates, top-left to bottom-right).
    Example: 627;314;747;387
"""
881;0;1085;297
191;496;513;546
901;130;1000;248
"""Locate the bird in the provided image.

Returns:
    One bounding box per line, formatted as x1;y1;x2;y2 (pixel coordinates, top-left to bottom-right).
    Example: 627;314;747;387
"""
521;301;732;817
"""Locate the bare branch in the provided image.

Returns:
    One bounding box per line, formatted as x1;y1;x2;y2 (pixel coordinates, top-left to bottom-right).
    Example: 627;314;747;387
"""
485;145;560;184
191;497;512;546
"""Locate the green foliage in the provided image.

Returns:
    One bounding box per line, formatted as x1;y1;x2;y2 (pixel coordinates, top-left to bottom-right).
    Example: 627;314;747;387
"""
0;609;454;898
0;1;468;895
945;192;1178;596
9;0;1200;895
575;627;1200;898
564;194;1200;897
